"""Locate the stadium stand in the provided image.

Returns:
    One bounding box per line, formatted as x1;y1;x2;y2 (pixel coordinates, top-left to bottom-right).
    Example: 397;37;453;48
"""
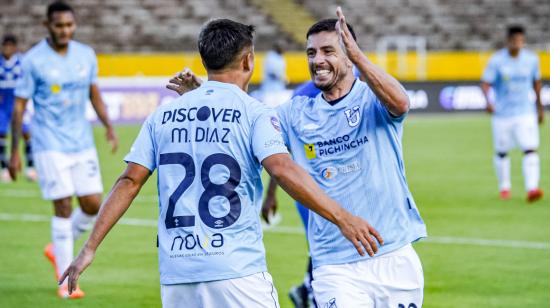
301;0;550;51
0;0;296;52
1;0;549;52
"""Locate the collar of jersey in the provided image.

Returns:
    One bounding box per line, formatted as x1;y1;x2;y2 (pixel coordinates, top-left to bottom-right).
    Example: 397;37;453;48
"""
41;38;73;59
202;80;245;94
316;77;361;110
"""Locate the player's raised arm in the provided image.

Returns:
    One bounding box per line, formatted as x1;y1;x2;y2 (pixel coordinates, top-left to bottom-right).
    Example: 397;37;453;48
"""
89;84;118;153
8;97;28;180
59;162;151;294
335;7;409;117
262;153;384;257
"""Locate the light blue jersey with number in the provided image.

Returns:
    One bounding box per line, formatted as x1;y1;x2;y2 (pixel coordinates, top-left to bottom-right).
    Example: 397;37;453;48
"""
482;49;540;117
278;79;427;268
15;39;97;153
124;81;288;284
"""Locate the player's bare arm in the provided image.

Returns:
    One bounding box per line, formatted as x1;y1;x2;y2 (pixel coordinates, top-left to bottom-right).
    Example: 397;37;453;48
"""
335;7;409;117
481;82;495;114
166;68;203;95
534;79;544;124
261;177;278;223
59;162;151;294
8;97;28;180
90;84;118;152
262;153;384;257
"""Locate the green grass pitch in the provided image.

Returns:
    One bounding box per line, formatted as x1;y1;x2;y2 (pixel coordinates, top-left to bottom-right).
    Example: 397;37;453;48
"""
1;113;549;307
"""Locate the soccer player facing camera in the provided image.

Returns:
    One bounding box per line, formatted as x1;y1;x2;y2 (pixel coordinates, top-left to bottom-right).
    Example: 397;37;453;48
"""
482;25;544;202
10;1;118;298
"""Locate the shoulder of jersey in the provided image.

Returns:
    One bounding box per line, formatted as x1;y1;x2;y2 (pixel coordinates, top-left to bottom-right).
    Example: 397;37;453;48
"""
523;49;538;59
22;41;46;60
70;40;96;56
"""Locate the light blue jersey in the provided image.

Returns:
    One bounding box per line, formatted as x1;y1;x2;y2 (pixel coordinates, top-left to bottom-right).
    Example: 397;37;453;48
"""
15;39;97;153
482;49;541;117
260;51;286;92
278;79;427;268
124;81;288;284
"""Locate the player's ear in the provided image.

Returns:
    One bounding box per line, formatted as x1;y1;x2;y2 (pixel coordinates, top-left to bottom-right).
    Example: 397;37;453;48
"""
242;51;254;73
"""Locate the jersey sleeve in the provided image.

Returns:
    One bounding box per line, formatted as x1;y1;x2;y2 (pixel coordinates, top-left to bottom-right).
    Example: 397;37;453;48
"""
124;114;157;172
368;85;407;123
482;56;498;84
251;106;289;163
275;101;292;147
14;57;35;99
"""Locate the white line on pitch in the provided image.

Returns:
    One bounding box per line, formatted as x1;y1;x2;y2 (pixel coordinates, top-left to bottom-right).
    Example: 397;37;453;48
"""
2;212;550;251
0;188;158;202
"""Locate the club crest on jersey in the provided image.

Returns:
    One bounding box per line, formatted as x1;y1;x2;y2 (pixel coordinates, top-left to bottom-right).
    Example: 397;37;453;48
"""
344;105;360;127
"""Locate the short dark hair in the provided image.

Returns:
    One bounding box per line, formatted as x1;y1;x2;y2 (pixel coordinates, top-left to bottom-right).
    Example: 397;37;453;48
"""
47;1;74;20
198;19;255;71
2;34;17;45
507;25;525;38
306;18;357;42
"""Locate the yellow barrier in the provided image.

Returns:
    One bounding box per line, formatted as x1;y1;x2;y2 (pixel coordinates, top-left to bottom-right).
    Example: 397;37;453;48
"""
97;51;550;82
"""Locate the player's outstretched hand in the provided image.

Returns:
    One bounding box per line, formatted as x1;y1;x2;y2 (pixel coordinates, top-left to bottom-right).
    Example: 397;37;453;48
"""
8;152;21;181
335;6;362;62
166;68;203;96
261;193;278;224
106;126;119;153
59;246;95;295
338;213;383;257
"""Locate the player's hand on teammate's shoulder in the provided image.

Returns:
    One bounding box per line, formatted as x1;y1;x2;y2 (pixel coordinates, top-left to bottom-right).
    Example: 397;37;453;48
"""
337;212;384;257
106;126;119;153
335;6;362;63
59;246;96;295
166;68;203;96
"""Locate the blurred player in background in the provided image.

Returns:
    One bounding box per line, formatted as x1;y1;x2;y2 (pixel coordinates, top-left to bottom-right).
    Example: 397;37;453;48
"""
481;25;544;202
261;42;287;93
251;41;291;108
62;18;382;307
9;1;118;298
0;34;36;182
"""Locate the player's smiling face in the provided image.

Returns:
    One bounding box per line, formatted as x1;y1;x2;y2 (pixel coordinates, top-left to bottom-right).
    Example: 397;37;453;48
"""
45;11;76;48
306;31;352;91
